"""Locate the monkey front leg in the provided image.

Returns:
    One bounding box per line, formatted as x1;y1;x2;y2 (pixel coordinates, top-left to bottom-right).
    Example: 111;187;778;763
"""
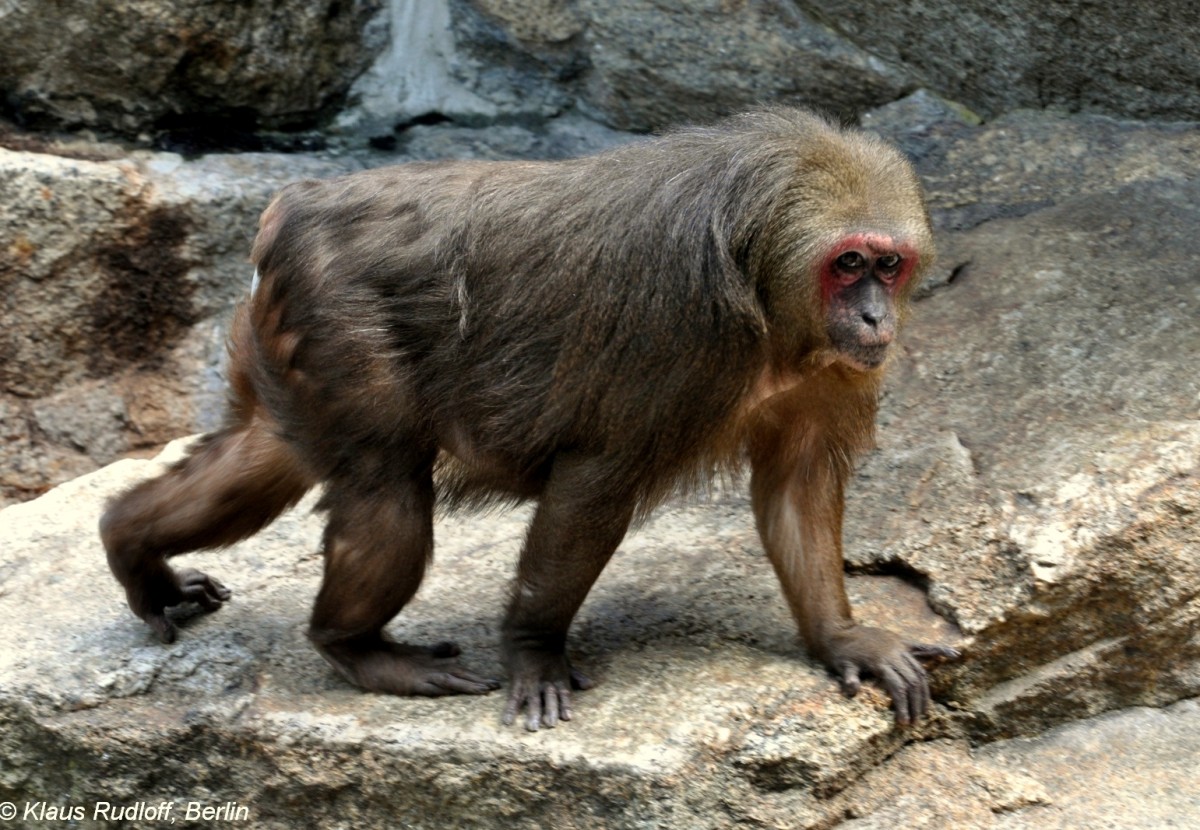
501;454;636;731
749;439;958;725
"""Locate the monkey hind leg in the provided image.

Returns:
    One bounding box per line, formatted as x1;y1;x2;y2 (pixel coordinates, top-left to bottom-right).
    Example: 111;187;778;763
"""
100;419;312;643
308;469;500;698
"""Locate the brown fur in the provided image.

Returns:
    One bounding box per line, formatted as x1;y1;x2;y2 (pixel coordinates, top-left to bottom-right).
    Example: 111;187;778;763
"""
101;107;955;729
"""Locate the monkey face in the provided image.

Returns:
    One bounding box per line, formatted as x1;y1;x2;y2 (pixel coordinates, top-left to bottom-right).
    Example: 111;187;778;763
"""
819;232;918;370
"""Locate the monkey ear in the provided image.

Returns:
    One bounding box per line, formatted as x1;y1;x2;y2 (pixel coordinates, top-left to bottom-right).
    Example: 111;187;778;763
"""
730;226;760;275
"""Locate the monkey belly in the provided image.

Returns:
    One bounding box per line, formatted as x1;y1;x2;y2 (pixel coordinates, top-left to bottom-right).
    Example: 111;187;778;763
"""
434;422;550;502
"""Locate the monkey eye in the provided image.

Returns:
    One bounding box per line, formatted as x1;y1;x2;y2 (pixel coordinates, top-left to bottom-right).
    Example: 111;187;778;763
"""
877;254;901;270
836;251;866;272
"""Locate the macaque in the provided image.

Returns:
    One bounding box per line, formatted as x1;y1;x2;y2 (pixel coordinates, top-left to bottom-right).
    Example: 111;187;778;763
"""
101;107;958;730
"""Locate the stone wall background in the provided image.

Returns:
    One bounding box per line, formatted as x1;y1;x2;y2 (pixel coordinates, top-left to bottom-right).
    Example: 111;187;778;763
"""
1;4;1199;827
2;0;1199;501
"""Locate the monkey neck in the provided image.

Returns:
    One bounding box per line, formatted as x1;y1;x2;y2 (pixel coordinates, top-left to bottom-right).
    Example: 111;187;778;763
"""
744;353;882;415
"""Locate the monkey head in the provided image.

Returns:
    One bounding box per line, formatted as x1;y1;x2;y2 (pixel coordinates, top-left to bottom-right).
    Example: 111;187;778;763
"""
748;126;934;375
819;231;921;371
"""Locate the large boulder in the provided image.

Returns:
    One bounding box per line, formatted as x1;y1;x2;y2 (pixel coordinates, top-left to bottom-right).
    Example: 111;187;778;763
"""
0;0;383;136
431;0;1200;132
803;0;1200;122
448;0;913;130
0;142;365;503
6;0;1200;141
859;103;1200;738
0;104;1197;825
0;446;960;828
0;118;634;506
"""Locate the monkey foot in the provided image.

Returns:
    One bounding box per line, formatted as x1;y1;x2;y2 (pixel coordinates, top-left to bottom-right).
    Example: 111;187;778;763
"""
501;650;594;731
128;566;232;645
315;637;501;697
824;625;960;727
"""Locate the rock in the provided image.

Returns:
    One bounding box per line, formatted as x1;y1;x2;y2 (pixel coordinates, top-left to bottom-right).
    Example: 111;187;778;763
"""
0;145;365;504
0;441;958;829
830;739;1048;829
8;0;1200;144
0;111;638;506
573;0;915;130
982;699;1200;829
896;110;1200;233
406;1;1200;135
396;111;636;160
843;109;1200;738
0;0;383;137
450;0;915;132
814;700;1200;828
803;0;1200;122
2;103;1199;824
338;0;507;137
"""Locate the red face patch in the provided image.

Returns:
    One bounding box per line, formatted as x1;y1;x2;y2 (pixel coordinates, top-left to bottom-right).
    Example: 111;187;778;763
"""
819;233;918;305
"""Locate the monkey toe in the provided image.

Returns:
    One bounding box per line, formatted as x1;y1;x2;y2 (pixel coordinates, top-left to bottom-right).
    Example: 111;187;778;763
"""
177;568;232;612
145;613;178;645
824;625;949;726
500;648;590;730
885;658;930;726
413;668;502;697
317;639;499;697
129;566;230;644
909;643;961;662
837;663;863;697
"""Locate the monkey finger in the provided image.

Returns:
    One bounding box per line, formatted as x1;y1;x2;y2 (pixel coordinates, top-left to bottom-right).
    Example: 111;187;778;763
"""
524;692;544;732
838;663;862;697
181;582;224;612
501;686;544;729
178;571;231;611
569;669;594;690
501;694;521;727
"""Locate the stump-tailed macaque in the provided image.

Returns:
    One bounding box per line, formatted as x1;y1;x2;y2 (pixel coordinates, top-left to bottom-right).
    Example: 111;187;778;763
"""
101;107;958;730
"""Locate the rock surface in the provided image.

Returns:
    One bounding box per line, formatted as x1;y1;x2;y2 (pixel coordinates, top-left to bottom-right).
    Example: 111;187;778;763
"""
1;442;961;829
0;144;366;504
429;0;1200;134
7;0;1200;141
829;699;1200;829
0;0;383;136
1;97;1198;826
0;116;635;507
856;105;1200;739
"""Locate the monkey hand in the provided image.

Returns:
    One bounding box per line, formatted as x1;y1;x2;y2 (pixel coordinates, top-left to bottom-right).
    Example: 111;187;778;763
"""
119;562;232;645
501;647;595;732
820;624;959;726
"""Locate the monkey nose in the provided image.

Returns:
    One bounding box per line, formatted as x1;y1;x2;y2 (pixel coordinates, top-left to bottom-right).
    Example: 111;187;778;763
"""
859;311;894;344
